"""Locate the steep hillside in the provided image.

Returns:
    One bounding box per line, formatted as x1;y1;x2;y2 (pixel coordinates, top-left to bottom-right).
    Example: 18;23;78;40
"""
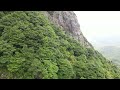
43;11;93;48
0;11;120;79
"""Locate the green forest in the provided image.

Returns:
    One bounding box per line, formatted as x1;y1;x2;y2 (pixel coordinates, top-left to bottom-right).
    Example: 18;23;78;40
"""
0;11;120;79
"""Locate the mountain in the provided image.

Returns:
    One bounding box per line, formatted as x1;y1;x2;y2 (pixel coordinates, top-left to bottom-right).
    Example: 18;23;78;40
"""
44;11;93;48
0;11;120;79
98;46;120;66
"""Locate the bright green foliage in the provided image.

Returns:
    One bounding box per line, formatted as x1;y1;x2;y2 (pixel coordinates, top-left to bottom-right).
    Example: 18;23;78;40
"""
57;59;75;79
0;11;120;79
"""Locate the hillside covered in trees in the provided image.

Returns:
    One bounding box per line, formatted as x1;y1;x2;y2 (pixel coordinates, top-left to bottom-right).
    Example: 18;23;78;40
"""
0;11;120;79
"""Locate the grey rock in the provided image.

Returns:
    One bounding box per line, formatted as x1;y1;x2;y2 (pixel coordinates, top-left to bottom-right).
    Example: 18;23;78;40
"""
43;11;93;48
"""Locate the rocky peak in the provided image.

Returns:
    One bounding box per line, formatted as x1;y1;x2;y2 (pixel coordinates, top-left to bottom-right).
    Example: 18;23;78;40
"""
43;11;93;48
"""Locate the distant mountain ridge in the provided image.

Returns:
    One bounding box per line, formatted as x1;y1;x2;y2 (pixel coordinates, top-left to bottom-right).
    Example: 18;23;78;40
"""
98;46;120;66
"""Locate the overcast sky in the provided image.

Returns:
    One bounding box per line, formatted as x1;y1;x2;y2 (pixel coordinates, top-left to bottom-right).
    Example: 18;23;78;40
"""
74;11;120;47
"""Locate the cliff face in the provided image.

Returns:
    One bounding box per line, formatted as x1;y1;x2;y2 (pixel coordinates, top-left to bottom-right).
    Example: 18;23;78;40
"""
43;11;93;48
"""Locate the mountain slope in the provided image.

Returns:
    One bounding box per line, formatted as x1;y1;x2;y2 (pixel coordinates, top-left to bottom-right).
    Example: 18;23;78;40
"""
44;11;93;48
0;11;120;79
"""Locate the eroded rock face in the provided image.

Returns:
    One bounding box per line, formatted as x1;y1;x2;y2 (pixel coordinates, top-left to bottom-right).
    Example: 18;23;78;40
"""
43;11;93;48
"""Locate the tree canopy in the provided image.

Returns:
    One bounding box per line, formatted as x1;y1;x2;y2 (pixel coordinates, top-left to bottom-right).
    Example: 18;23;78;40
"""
0;11;120;79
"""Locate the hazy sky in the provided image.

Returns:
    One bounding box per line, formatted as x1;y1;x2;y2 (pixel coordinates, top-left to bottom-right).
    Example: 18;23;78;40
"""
74;11;120;47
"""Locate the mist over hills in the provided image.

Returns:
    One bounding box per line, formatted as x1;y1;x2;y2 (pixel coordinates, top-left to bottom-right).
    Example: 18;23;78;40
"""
88;36;120;66
88;36;120;48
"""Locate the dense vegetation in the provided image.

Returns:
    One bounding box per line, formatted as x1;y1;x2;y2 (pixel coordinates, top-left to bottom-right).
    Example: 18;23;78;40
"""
0;11;120;79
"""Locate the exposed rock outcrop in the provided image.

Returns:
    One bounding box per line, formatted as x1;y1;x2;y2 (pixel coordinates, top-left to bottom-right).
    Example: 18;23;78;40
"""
43;11;93;48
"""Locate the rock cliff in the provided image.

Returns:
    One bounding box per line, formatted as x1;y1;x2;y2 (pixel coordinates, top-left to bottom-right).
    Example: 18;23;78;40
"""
43;11;93;48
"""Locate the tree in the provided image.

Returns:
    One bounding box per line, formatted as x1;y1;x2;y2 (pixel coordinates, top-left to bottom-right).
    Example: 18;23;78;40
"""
57;59;75;79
